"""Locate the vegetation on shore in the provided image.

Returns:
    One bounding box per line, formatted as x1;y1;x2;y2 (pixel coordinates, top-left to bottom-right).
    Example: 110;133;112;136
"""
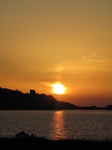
0;131;112;150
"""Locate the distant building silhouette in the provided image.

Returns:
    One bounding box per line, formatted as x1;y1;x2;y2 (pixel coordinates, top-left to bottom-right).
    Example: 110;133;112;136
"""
30;90;36;95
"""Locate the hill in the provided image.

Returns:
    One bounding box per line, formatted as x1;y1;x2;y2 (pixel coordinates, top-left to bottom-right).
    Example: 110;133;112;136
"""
0;87;112;110
0;87;77;110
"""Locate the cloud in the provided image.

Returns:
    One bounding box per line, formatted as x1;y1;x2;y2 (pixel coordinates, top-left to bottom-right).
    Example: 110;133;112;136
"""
54;59;72;72
82;53;96;62
52;54;112;75
82;53;112;65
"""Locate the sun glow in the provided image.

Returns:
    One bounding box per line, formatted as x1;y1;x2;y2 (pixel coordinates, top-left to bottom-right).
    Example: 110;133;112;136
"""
53;83;65;94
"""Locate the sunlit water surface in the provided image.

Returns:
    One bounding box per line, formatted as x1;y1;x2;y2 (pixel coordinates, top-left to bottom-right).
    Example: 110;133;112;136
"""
0;110;112;140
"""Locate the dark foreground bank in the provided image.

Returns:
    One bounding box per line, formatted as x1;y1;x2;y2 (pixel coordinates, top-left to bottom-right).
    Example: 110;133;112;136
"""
0;137;112;150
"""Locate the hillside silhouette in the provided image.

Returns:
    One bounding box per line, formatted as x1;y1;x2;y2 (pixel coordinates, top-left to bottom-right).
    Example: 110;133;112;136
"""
0;87;112;110
0;87;77;110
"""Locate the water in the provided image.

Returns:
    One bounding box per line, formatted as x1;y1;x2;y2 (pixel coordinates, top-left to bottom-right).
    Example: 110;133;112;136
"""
0;110;112;140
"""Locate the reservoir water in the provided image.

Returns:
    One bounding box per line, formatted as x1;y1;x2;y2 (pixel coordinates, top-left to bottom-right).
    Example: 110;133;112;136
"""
0;110;112;140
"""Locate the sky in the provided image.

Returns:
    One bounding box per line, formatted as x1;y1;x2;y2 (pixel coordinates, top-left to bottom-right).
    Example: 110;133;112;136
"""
0;0;112;106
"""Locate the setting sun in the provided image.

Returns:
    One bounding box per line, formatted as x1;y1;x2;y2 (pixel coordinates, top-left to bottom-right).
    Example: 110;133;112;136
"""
53;83;65;94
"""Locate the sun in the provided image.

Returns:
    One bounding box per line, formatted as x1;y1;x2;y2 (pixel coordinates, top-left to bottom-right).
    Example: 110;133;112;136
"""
53;83;65;94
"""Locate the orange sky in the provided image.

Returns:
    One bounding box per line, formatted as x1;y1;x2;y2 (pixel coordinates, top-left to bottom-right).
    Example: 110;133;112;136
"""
0;0;112;106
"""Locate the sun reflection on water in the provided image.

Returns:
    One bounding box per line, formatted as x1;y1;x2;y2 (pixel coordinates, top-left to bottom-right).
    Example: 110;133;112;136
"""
51;111;67;140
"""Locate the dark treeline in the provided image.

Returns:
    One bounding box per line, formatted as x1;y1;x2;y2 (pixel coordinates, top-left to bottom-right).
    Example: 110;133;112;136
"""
0;87;112;110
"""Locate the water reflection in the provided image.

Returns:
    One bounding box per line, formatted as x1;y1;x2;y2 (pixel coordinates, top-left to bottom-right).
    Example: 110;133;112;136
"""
51;111;66;140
